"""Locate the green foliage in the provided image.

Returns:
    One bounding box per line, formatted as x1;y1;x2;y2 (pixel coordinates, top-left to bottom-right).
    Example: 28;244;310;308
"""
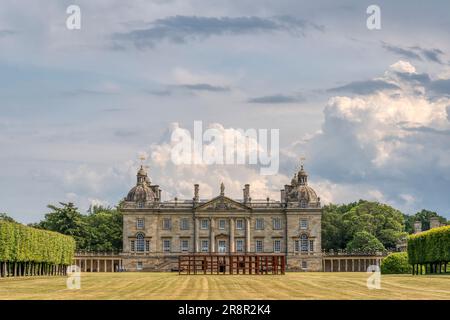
404;210;448;234
346;231;385;253
322;200;406;250
34;202;88;249
35;203;123;251
407;225;450;264
381;252;412;274
0;220;75;264
0;213;16;223
84;206;123;251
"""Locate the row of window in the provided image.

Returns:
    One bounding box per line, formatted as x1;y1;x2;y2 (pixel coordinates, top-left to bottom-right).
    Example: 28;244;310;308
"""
130;237;314;253
136;218;309;231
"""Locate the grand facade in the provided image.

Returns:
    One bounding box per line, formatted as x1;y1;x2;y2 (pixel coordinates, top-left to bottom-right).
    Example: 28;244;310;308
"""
119;164;323;272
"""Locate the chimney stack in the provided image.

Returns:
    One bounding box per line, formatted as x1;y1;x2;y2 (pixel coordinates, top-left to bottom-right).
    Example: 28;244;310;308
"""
194;184;199;203
414;220;422;234
430;217;440;229
280;189;286;203
243;184;250;203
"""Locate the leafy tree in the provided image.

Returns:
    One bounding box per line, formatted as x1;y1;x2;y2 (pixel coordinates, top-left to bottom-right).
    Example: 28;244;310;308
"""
322;200;406;250
0;213;16;223
34;202;88;249
84;205;122;251
346;231;385;252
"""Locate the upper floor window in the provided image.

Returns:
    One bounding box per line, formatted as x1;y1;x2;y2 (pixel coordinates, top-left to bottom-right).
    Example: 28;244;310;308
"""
130;240;135;252
300;200;307;208
255;218;264;230
218;219;226;230
236;219;244;230
300;219;308;230
201;219;209;230
255;239;264;252
145;240;150;252
273;239;281;253
309;240;314;252
136;218;144;229
180;218;189;230
162;218;171;230
136;233;145;252
273;218;282;230
163;239;171;252
137;202;144;208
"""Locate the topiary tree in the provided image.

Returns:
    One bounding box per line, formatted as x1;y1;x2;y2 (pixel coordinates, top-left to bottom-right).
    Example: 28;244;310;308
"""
346;231;385;253
381;252;412;274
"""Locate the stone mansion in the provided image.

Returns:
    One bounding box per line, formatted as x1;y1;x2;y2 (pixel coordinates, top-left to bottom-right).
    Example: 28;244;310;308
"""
119;164;323;272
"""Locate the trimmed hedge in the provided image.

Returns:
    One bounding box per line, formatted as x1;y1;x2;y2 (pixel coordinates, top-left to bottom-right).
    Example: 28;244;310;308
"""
381;252;412;274
407;225;450;265
0;220;75;265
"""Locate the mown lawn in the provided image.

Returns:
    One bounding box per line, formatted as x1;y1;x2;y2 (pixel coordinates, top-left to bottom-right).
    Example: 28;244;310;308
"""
0;272;449;300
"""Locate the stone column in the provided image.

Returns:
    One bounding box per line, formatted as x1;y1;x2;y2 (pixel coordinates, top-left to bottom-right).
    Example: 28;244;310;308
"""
90;259;93;272
104;260;107;272
331;259;334;272
245;217;251;253
210;218;215;253
97;260;100;272
84;259;87;272
229;218;235;253
111;260;114;272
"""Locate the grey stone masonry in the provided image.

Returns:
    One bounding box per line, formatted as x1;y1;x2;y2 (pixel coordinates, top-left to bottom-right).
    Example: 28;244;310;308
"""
120;164;322;272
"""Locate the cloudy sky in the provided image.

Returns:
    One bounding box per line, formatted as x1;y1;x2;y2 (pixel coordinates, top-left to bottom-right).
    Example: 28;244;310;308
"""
1;0;450;222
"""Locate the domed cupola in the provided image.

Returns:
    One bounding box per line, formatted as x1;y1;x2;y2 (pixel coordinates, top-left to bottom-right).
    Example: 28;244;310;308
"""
126;165;159;202
283;163;320;208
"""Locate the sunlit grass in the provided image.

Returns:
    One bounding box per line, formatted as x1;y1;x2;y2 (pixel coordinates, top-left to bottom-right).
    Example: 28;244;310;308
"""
0;272;449;300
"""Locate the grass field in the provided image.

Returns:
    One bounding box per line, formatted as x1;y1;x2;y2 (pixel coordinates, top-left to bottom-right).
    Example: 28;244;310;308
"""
0;272;449;300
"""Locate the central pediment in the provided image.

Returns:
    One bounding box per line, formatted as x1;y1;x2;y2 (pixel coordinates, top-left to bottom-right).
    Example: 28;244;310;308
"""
195;195;251;211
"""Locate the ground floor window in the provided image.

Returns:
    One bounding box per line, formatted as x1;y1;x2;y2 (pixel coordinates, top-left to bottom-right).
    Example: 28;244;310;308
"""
236;239;244;252
255;240;264;253
137;261;143;270
273;239;281;253
218;240;227;253
301;261;308;269
136;233;145;252
181;239;189;252
201;240;209;252
163;239;171;252
145;240;150;252
301;234;308;252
